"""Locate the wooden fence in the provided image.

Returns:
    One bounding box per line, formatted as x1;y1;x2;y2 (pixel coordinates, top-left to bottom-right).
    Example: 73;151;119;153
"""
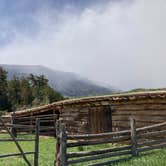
0;118;40;166
10;114;58;136
55;118;166;166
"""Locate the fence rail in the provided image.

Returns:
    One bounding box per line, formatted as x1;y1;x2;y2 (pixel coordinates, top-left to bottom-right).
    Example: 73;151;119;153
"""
0;114;58;166
0;118;40;166
55;118;166;166
3;114;58;136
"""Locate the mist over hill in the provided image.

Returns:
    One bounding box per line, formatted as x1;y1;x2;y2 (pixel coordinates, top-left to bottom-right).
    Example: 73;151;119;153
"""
0;64;117;97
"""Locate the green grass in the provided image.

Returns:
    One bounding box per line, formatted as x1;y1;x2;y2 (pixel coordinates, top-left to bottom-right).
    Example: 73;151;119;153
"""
0;134;55;166
115;149;166;166
0;134;166;166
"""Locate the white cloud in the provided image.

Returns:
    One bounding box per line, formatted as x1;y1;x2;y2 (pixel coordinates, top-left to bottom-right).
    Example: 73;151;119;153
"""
0;0;166;90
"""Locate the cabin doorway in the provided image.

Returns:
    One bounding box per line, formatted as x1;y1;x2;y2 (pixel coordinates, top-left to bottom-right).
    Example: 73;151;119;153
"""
89;106;112;133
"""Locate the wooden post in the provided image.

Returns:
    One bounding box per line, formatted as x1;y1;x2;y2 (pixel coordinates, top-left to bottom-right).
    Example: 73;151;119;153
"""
0;118;32;166
11;117;17;138
59;123;67;166
53;109;57;137
55;121;60;166
130;117;138;156
55;121;67;166
108;106;112;132
34;119;40;166
30;112;33;134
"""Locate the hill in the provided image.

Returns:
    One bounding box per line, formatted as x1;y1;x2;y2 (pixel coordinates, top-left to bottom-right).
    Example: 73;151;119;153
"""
0;64;116;97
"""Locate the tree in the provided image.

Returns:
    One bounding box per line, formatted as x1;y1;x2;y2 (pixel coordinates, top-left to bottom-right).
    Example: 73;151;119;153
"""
0;67;9;110
0;68;64;112
20;77;33;105
8;76;21;109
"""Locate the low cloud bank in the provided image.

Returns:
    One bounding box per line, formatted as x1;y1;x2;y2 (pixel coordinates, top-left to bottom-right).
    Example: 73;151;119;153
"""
0;0;166;90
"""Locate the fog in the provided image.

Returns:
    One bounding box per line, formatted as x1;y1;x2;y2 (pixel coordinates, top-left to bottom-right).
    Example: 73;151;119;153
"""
0;0;166;90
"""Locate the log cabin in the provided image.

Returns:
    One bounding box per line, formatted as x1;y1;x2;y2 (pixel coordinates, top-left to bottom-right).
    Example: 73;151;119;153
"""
3;91;166;135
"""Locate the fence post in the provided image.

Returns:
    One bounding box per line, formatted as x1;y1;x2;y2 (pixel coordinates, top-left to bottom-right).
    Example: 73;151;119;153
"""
130;117;138;156
34;118;40;166
60;123;67;166
55;121;60;166
11;117;17;138
55;121;67;166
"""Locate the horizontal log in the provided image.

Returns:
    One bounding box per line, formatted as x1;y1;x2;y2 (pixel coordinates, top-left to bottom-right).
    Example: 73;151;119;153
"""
138;142;166;152
138;138;166;147
67;150;131;164
113;110;166;116
0;139;35;142
112;120;157;126
138;130;166;139
0;151;34;158
3;124;35;129
14;107;55;116
112;115;166;121
67;136;130;147
112;104;166;111
136;122;166;132
67;130;130;140
113;118;165;124
67;145;132;158
13;114;57;119
14;121;33;125
111;101;166;106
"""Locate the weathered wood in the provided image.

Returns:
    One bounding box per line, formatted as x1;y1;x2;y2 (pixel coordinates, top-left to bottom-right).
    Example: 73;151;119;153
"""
0;118;32;166
11;117;17;137
67;130;130;140
5;124;35;128
67;135;130;147
55;121;60;166
34;119;40;166
138;142;166;152
138;138;166;147
112;115;166;122
0;139;35;142
138;130;166;139
111;104;166;111
0;152;34;158
136;121;166;132
130;118;138;156
113;110;166;116
67;150;131;164
13;114;58;119
59;123;67;166
67;145;132;158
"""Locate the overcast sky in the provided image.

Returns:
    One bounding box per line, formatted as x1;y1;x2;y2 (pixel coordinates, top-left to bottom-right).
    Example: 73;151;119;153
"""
0;0;166;90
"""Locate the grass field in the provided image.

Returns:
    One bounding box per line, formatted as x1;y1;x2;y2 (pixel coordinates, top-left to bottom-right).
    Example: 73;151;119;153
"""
0;134;166;166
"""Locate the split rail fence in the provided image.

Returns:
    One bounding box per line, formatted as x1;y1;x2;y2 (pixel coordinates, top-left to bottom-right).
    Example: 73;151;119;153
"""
0;114;57;166
0;118;40;166
11;114;58;136
55;118;166;166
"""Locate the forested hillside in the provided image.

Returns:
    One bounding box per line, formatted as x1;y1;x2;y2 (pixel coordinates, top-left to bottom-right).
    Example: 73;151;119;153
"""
1;65;115;97
0;67;64;112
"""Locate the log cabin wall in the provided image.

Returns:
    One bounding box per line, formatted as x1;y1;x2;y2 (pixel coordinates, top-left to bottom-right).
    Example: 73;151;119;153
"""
111;98;166;131
56;91;166;134
58;105;112;135
3;91;166;135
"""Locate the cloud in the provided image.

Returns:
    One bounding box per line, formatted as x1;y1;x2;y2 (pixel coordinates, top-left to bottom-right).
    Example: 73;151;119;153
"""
0;0;166;90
